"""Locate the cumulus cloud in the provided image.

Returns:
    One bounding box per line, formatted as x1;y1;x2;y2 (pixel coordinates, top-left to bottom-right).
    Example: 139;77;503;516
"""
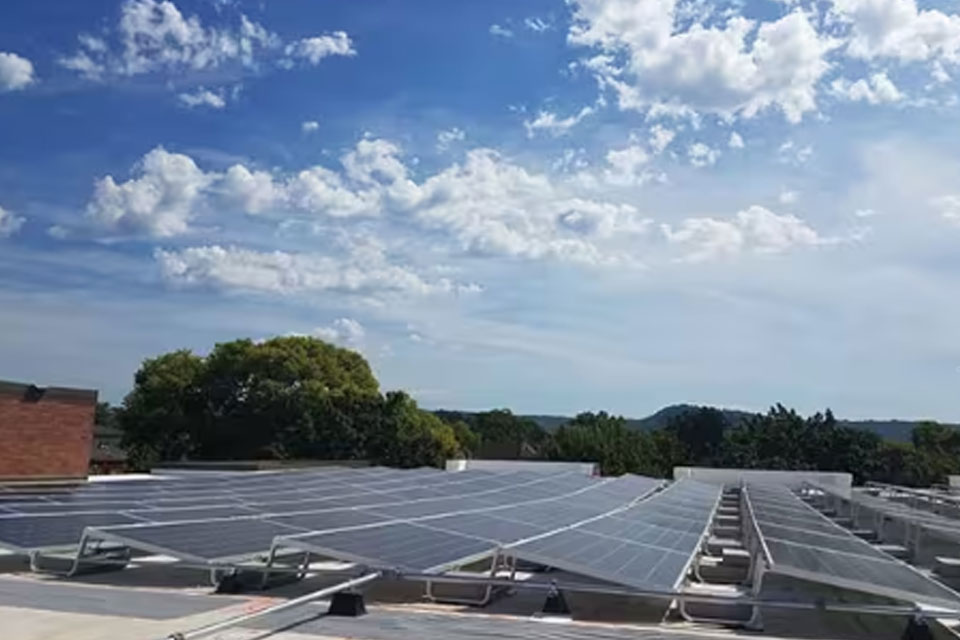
489;24;514;38
0;52;35;91
178;86;227;108
301;120;319;133
524;17;552;33
688;142;720;167
568;2;837;122
728;132;745;149
83;138;658;267
778;140;813;165
648;125;676;154
412;149;651;265
604;145;654;185
86;147;214;237
284;32;356;64
931;195;960;224
829;72;903;104
0;205;25;237
313;317;365;346
60;0;353;80
436;127;466;151
155;242;477;298
662;205;824;262
524;105;594;137
830;0;960;65
779;190;799;204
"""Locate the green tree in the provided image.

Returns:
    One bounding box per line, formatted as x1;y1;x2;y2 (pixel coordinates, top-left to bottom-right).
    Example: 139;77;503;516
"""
470;409;550;458
119;350;206;468
370;392;462;468
550;411;642;476
119;337;381;468
664;407;728;465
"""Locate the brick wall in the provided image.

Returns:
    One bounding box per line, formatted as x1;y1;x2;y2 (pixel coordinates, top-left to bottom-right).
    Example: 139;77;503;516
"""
0;381;97;480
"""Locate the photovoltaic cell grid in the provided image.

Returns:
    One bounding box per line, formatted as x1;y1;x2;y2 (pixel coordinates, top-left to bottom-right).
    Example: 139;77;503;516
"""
78;471;652;567
745;483;960;609
0;467;529;553
270;474;664;574
506;479;720;591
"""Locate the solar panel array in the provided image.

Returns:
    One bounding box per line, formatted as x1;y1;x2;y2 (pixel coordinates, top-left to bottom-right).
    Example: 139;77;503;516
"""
745;483;960;609
507;479;720;591
0;468;541;553
277;476;718;594
269;474;661;572
0;468;733;595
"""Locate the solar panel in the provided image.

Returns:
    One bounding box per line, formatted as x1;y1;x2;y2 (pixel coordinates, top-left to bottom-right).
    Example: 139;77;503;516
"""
512;528;692;590
93;518;307;562
506;478;720;591
0;513;144;551
280;521;495;572
418;512;549;544
268;510;391;532
364;496;499;520
746;484;960;609
127;506;259;522
7;502;151;515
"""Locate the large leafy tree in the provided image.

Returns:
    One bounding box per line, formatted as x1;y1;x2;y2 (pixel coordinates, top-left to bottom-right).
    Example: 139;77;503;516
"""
664;407;728;465
118;336;462;469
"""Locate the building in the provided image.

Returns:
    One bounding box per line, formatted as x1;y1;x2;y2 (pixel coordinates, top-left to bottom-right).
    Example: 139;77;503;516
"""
0;379;97;481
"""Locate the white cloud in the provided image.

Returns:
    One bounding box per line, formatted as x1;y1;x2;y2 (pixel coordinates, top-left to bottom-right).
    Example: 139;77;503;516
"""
931;195;960;224
648;125;676;154
830;0;960;65
728;132;745;149
178;86;227;109
219;164;283;215
86;146;214;237
83;139;659;267
60;0;353;80
779;190;799;204
0;206;25;237
604;145;653;185
524;17;552;33
688;142;720;167
489;24;514;38
302;120;319;133
568;3;836;122
930;61;952;84
0;52;35;91
413;149;651;265
854;208;877;218
313;317;366;346
829;72;903;104
662;205;824;262
155;242;476;298
436;127;466;151
284;32;356;64
523;105;594;137
778;140;813;165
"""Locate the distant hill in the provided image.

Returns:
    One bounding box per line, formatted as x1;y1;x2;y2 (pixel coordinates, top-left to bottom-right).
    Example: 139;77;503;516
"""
436;404;958;443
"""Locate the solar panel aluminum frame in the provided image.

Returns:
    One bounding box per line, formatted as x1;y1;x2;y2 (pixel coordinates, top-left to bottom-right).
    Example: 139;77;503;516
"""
743;486;960;612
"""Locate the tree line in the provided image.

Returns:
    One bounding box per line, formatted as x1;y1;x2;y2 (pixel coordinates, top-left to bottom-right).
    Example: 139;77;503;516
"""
104;336;960;486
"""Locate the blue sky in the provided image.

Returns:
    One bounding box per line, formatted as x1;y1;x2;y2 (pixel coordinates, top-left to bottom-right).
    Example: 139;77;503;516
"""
3;0;960;420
